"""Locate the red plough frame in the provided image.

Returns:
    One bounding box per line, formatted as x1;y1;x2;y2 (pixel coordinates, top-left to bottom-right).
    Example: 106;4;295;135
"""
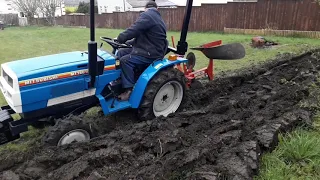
171;36;222;88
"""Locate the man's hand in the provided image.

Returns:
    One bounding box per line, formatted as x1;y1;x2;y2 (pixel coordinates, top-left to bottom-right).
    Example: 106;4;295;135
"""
116;34;126;44
114;37;125;44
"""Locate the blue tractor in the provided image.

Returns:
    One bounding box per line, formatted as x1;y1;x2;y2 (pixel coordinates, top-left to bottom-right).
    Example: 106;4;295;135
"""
0;0;245;146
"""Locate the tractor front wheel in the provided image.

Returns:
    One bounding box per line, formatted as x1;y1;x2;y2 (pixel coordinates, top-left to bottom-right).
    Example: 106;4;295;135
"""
138;67;186;121
41;115;96;146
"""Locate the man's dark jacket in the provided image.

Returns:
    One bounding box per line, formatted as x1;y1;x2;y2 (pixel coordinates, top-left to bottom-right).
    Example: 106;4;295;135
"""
117;8;168;60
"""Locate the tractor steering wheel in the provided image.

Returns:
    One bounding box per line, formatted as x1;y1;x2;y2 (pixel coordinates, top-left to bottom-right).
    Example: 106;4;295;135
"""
100;37;132;50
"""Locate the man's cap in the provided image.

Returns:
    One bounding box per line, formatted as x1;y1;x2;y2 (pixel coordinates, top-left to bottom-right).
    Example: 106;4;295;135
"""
145;1;158;8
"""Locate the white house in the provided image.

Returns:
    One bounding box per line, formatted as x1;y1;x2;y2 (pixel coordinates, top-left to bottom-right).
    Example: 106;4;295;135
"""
0;0;20;15
95;0;257;14
170;0;235;6
96;0;128;13
126;0;176;11
96;0;177;14
0;0;65;17
64;0;98;7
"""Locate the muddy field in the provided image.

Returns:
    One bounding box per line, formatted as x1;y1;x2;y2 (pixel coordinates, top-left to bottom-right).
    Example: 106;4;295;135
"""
1;49;320;180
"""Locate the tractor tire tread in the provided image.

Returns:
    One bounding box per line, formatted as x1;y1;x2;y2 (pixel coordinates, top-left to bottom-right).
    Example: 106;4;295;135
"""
137;67;186;121
41;115;97;146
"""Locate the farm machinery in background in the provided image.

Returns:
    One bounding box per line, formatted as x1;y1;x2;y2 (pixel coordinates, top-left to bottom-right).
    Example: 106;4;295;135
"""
0;0;245;147
251;36;279;48
0;21;4;30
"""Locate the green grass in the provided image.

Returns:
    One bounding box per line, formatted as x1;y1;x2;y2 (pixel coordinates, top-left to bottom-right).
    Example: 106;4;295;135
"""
256;80;320;180
1;27;320;178
255;116;320;180
0;127;44;153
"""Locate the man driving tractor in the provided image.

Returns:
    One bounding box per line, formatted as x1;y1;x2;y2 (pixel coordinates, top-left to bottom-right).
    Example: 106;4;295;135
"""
115;0;168;101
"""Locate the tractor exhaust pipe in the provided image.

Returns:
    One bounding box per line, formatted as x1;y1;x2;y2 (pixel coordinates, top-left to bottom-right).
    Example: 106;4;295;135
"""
176;0;193;56
88;0;97;87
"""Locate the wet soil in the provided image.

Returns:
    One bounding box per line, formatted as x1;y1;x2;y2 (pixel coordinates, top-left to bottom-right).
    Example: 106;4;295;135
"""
1;49;320;180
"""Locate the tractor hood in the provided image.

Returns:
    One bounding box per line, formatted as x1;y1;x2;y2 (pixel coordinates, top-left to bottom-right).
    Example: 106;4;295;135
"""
3;50;116;81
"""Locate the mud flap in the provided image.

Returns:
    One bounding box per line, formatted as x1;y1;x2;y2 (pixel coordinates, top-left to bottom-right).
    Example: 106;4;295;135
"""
0;110;20;145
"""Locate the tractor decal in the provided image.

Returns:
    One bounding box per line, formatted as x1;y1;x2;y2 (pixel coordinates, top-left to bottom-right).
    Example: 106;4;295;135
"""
19;74;60;87
19;65;116;87
104;65;116;71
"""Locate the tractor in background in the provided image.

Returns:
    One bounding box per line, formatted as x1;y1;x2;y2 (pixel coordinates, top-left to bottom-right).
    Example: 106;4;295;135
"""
0;0;245;147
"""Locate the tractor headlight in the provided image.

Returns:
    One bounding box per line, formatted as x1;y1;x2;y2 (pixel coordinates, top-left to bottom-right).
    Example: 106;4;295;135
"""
0;64;22;113
2;69;13;88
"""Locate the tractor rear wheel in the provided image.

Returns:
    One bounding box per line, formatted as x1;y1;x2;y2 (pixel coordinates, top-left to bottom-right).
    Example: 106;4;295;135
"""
41;115;97;146
138;67;186;121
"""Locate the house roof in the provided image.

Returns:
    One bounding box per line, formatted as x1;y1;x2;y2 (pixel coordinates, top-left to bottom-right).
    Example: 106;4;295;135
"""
127;0;176;8
64;0;97;7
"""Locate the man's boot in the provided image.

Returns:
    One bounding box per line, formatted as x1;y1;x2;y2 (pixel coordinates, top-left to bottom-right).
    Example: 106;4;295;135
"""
118;88;132;101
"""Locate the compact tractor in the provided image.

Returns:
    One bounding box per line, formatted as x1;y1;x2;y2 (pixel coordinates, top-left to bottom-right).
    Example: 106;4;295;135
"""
0;0;245;146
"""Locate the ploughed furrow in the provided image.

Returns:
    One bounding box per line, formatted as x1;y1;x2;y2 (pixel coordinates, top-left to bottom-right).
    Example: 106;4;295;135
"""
1;49;320;180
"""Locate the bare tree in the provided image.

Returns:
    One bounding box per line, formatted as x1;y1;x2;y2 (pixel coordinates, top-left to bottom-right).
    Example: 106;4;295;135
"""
38;0;63;25
11;0;40;23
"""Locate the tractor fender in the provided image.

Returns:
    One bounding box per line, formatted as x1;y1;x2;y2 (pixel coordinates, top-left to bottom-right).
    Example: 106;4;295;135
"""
129;58;187;108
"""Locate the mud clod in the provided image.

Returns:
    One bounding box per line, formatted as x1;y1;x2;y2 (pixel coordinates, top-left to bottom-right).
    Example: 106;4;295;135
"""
0;171;20;180
1;49;320;179
23;167;45;179
255;124;281;150
262;85;273;91
86;171;107;180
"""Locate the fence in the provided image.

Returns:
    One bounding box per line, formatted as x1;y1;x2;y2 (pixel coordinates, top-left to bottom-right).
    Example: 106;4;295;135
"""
0;14;19;26
39;0;320;33
224;28;320;38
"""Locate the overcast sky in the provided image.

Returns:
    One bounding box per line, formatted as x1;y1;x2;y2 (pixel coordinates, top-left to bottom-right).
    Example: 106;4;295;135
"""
170;0;233;6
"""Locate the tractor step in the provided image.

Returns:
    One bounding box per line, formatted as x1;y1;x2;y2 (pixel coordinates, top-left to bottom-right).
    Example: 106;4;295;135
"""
96;94;131;115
